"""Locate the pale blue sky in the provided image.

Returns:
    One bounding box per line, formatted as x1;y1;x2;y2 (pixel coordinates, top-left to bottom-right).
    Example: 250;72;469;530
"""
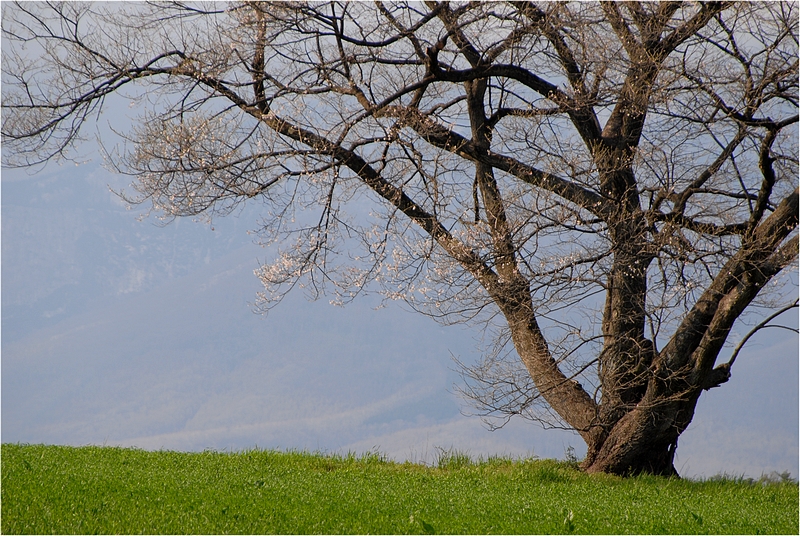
1;2;797;477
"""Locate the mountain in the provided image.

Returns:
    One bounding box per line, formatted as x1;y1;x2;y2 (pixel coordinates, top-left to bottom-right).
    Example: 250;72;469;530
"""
2;161;797;477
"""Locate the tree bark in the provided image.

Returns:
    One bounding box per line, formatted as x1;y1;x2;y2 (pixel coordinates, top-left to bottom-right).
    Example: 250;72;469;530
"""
582;400;685;476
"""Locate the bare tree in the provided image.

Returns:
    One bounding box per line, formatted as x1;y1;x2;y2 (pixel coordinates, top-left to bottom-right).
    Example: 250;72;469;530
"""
3;1;797;476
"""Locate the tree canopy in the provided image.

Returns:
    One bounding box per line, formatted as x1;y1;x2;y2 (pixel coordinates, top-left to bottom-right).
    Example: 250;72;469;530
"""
2;1;797;476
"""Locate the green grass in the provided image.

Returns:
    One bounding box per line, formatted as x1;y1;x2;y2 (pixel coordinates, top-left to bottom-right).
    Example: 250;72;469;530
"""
2;444;797;534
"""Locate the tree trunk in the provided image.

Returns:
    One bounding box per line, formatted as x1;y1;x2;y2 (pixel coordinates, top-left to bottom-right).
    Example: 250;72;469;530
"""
582;379;702;476
584;435;680;477
582;415;679;476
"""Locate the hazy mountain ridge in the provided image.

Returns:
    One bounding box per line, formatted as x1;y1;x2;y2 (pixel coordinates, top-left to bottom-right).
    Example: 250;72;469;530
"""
2;164;258;341
2;162;797;477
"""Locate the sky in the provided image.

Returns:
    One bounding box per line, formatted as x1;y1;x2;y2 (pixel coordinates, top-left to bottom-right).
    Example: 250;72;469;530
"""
0;2;797;478
2;154;798;480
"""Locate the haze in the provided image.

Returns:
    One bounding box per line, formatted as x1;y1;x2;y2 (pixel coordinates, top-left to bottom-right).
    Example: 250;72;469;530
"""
2;155;797;479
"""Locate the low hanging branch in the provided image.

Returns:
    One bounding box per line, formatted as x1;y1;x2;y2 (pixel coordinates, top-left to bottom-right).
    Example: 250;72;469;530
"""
727;299;800;369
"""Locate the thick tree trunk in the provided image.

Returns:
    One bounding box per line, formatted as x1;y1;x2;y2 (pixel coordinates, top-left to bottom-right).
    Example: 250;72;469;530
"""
581;402;689;476
584;437;680;477
581;375;703;476
586;447;678;476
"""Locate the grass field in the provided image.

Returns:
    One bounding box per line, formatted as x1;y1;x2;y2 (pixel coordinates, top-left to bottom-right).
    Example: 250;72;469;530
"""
2;444;797;534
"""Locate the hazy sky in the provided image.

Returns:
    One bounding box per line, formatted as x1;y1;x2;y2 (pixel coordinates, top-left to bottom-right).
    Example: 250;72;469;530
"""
2;155;797;479
1;2;797;478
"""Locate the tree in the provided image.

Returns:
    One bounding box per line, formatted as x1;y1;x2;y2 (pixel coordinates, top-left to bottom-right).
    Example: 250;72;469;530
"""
2;1;797;476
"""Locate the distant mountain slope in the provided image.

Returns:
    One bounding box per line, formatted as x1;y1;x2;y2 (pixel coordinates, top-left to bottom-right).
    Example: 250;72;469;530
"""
2;164;254;343
1;165;546;456
2;162;796;477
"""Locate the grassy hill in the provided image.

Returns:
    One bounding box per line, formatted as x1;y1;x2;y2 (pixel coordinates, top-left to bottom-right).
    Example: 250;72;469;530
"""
2;443;797;534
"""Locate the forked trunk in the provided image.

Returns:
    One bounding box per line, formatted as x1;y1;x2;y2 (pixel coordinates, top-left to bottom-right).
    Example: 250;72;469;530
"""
503;293;700;478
